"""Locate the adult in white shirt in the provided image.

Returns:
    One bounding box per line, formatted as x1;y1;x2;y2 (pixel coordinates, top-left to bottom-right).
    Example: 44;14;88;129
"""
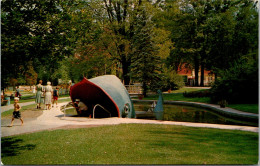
74;99;88;115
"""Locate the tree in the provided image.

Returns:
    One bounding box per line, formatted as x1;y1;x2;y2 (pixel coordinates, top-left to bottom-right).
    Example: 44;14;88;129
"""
25;61;38;89
154;0;258;87
204;0;258;79
101;0;162;85
9;78;18;90
154;0;201;86
130;9;161;96
1;0;92;89
211;58;258;104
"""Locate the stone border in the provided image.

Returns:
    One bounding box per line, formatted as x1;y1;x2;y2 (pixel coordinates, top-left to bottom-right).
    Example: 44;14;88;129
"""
132;99;258;122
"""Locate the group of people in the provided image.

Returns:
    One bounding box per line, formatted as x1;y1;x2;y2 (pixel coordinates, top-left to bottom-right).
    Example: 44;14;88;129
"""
10;80;92;127
35;80;59;110
10;80;60;127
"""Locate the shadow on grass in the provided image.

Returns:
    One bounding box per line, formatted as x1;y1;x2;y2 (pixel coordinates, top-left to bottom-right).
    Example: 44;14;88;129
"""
1;137;36;157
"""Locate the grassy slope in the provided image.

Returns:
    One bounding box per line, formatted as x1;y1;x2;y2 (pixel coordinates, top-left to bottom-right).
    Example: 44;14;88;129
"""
1;124;258;165
142;87;258;114
145;93;211;103
228;104;259;114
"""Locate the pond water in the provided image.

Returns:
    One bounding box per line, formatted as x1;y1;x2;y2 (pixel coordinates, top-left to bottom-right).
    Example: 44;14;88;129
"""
134;103;258;127
62;102;257;127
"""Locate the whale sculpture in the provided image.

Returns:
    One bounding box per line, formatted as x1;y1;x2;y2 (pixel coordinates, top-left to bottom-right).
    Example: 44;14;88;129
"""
70;75;136;118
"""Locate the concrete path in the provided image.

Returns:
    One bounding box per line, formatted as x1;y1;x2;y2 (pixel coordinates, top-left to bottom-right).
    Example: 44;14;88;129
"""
1;101;258;137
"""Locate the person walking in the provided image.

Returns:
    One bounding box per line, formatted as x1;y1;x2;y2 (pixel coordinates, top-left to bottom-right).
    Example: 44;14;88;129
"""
10;97;23;127
52;87;59;108
15;86;22;99
35;80;43;109
32;85;36;94
44;81;53;110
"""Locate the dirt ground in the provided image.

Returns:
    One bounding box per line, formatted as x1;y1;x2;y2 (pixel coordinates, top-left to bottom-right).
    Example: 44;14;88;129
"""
1;109;43;119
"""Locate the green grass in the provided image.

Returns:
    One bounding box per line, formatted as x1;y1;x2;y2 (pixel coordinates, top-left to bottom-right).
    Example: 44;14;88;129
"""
1;104;37;117
144;93;211;103
140;87;258;114
228;104;259;114
1;124;258;165
170;87;210;93
1;97;72;117
8;94;70;104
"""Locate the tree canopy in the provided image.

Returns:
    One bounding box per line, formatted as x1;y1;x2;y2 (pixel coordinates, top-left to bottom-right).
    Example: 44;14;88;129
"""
1;0;258;102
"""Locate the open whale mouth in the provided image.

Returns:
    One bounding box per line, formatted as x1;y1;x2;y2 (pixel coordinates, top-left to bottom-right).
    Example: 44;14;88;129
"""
70;77;120;118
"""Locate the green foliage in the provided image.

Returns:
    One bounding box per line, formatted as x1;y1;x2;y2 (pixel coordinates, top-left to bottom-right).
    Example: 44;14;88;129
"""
130;8;161;96
1;0;258;96
210;59;258;104
8;78;18;88
1;0;93;88
154;0;258;86
25;61;38;86
51;59;70;85
161;69;184;91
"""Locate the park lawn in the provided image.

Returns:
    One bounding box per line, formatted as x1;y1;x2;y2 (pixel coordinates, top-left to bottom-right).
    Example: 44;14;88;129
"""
1;97;72;117
228;104;259;114
144;93;211;103
9;94;70;104
170;87;210;93
143;89;258;114
1;124;258;165
1;104;38;117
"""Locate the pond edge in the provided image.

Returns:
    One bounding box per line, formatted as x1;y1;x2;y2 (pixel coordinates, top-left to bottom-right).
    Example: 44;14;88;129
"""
132;99;258;122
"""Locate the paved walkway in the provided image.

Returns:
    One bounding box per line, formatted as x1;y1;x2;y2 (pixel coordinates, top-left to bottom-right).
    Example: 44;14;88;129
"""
1;101;258;137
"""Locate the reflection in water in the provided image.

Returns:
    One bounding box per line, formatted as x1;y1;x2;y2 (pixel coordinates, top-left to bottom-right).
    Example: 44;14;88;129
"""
134;103;258;127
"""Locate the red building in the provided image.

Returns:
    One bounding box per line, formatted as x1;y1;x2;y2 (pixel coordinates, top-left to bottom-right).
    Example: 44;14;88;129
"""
177;63;215;86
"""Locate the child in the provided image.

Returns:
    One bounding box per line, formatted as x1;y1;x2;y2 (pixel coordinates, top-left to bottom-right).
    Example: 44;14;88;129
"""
10;97;23;127
52;87;59;108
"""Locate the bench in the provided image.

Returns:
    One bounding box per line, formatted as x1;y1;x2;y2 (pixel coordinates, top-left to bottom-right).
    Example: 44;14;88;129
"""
1;95;8;106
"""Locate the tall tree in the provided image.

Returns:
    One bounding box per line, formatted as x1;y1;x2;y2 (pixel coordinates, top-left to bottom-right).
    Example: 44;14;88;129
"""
205;0;258;77
101;0;162;85
130;9;161;96
154;0;201;86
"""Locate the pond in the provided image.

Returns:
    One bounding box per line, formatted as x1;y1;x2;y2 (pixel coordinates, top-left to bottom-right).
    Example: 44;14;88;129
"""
61;102;258;127
134;102;258;127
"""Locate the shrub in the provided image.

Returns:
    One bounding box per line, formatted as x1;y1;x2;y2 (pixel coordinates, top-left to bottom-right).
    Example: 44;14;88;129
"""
161;69;184;91
210;60;258;104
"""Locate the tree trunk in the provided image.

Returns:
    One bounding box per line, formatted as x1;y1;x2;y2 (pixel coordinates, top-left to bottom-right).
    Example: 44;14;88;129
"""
143;81;147;97
214;73;218;82
122;56;131;85
200;62;204;86
194;57;199;86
